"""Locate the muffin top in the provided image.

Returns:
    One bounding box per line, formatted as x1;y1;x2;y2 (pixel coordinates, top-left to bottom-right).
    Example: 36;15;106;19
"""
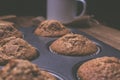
77;56;120;80
0;37;38;65
50;33;98;56
0;21;14;26
34;20;70;37
0;22;23;40
0;59;57;80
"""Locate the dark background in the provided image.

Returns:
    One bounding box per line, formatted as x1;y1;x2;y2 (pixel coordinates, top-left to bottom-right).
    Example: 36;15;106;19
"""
0;0;46;16
0;0;120;29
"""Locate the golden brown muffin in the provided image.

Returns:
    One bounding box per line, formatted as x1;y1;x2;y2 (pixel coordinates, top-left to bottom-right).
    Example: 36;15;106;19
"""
50;33;98;56
34;20;71;37
0;37;38;65
0;21;23;40
77;56;120;80
0;20;14;26
0;59;57;80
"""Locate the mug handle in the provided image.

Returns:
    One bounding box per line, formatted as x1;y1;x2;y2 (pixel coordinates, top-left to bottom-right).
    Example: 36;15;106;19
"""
75;0;86;19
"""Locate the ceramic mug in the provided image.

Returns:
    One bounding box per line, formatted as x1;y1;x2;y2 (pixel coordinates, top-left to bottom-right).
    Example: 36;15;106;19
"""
47;0;86;23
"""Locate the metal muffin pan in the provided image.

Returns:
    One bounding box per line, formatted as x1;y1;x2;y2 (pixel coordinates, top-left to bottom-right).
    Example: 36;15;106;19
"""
2;26;120;80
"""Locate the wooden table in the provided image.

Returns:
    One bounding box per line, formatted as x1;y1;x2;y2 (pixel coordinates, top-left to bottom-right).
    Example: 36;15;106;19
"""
79;23;120;51
0;15;120;51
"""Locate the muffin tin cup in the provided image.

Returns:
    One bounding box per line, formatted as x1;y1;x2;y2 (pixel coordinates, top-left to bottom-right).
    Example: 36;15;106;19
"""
48;40;101;57
1;26;119;80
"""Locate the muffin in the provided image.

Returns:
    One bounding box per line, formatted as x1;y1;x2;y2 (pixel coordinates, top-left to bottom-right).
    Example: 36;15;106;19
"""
34;20;70;37
77;56;120;80
0;37;38;65
0;59;57;80
0;21;23;40
50;33;98;56
0;20;15;27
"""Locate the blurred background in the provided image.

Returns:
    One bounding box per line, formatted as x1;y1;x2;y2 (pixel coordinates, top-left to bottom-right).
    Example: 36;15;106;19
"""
0;0;119;29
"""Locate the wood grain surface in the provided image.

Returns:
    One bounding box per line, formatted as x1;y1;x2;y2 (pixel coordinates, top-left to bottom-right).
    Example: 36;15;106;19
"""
79;23;120;51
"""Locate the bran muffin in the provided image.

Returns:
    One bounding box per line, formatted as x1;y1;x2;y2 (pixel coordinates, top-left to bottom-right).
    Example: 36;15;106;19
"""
0;37;38;65
77;56;120;80
0;22;23;40
0;59;57;80
50;33;98;56
34;20;70;37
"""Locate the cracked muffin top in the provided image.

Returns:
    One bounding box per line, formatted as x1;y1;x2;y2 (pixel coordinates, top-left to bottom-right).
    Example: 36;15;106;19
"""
77;56;120;80
34;20;71;37
0;37;38;65
0;22;23;40
0;59;57;80
50;33;98;56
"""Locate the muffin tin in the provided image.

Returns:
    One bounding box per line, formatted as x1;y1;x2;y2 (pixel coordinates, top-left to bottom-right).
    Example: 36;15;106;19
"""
1;26;120;80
